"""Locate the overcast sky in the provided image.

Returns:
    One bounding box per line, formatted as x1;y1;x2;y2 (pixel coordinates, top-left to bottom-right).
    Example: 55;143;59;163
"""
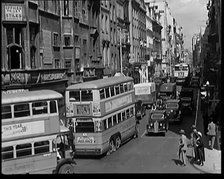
156;0;208;51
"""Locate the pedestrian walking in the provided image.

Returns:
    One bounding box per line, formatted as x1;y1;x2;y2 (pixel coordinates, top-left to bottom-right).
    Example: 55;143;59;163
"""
196;132;205;166
68;119;75;158
178;129;187;166
190;125;199;163
207;117;216;150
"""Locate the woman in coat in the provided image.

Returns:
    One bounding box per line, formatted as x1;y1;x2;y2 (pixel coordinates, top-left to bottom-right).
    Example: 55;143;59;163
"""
178;129;187;166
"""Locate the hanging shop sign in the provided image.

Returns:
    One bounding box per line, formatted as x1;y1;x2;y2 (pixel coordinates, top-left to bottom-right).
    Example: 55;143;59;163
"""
4;5;23;21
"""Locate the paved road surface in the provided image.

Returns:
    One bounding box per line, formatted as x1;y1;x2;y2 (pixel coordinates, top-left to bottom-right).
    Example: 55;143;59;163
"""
74;104;203;173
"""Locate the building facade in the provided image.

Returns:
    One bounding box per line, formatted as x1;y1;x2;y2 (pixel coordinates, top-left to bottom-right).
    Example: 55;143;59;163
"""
116;0;130;76
1;0;103;118
1;0;69;117
100;0;111;77
73;0;103;82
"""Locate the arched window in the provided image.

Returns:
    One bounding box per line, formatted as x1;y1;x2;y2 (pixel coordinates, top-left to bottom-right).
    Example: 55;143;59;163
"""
7;44;24;70
6;25;24;70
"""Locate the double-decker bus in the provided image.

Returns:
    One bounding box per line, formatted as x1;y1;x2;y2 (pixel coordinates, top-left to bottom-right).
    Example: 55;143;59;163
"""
2;90;76;174
174;63;190;83
173;63;191;95
65;76;137;156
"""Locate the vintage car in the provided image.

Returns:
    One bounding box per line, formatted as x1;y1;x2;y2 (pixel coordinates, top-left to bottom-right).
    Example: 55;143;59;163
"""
165;99;182;123
179;87;194;113
190;76;200;88
146;110;168;136
158;83;176;100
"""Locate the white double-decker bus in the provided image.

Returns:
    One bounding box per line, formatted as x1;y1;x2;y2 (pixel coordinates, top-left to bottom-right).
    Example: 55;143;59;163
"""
65;76;137;156
174;63;190;82
1;90;76;174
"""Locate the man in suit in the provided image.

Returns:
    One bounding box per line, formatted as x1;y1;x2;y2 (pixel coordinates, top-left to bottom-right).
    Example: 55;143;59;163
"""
207;118;216;150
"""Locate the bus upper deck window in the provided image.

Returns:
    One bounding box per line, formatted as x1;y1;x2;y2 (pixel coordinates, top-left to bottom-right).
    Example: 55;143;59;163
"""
122;111;126;121
124;83;128;92
115;85;120;95
113;115;117;125
14;103;30;118
2;105;12;119
108;117;112;128
69;91;80;101
130;107;134;117
50;100;57;113
120;84;124;93
110;86;115;97
127;82;133;91
100;89;105;99
103;119;107;129
126;109;130;118
105;88;110;98
117;113;122;123
81;90;93;101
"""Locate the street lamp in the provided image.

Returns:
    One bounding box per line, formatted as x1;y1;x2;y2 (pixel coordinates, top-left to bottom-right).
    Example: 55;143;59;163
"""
206;80;210;99
205;80;210;116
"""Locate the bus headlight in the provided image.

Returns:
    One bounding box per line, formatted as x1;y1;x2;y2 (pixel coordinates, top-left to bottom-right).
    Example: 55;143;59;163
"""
159;123;162;127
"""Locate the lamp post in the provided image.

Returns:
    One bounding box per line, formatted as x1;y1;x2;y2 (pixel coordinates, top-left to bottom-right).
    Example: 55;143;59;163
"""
205;80;210;116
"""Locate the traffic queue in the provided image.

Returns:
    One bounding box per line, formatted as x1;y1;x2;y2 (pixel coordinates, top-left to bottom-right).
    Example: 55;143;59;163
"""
134;75;196;136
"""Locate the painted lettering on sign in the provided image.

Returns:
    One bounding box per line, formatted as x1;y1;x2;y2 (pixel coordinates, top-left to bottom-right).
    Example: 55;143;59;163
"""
76;104;90;115
5;6;23;21
41;72;66;81
2;89;29;94
92;103;101;116
135;86;150;95
2;121;45;139
105;94;132;113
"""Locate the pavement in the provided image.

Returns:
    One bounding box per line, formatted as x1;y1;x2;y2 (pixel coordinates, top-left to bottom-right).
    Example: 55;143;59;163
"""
190;90;222;174
192;148;221;173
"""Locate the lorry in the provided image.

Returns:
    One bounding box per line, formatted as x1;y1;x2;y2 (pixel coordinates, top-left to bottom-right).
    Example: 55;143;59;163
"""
158;83;176;101
134;82;156;110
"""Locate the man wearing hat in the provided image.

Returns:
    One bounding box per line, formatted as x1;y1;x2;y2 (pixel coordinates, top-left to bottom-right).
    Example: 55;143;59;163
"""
178;129;187;166
190;125;199;163
196;132;205;165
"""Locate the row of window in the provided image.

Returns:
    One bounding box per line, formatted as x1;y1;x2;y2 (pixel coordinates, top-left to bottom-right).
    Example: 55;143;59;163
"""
69;81;134;102
2;140;50;160
103;106;135;130
99;81;134;100
75;106;135;133
2;100;57;120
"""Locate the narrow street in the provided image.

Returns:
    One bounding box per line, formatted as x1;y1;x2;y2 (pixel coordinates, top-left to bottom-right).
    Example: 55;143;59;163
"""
74;91;202;173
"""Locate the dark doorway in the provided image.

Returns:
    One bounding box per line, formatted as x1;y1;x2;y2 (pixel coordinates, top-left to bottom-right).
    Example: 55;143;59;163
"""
10;45;22;69
30;46;36;69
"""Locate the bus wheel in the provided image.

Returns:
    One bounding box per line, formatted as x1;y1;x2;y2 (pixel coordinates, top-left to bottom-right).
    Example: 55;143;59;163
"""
58;164;75;174
115;136;121;150
108;138;116;154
